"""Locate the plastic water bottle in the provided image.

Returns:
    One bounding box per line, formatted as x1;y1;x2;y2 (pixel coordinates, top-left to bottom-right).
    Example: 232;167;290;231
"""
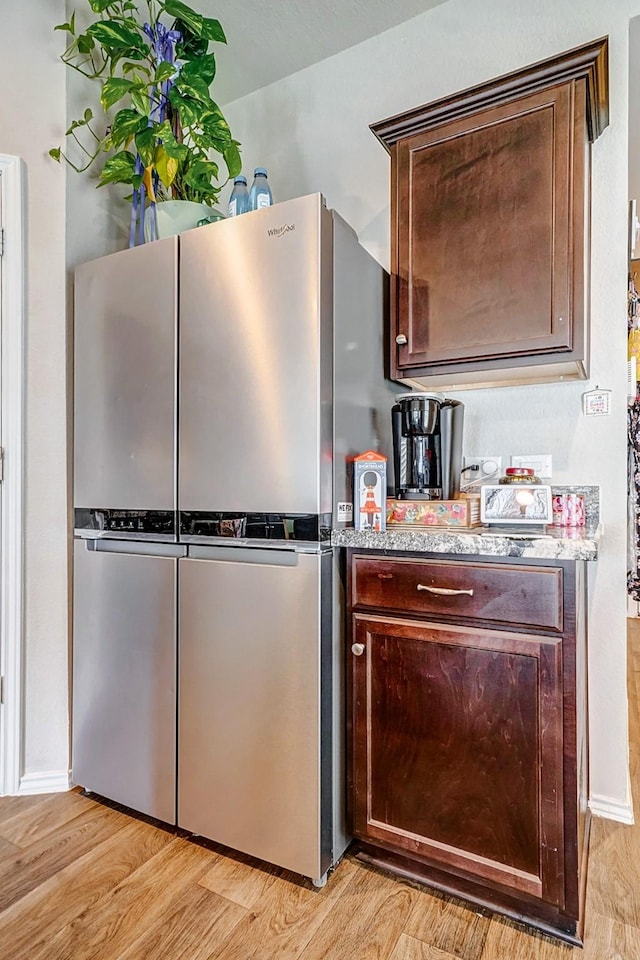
227;175;250;217
248;168;273;211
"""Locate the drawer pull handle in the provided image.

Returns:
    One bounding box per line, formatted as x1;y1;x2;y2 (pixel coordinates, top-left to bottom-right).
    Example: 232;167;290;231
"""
377;573;394;580
351;643;366;656
417;585;474;597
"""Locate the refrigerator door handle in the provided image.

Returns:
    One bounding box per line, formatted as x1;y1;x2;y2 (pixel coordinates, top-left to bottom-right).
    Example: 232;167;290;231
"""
187;545;300;566
86;539;187;559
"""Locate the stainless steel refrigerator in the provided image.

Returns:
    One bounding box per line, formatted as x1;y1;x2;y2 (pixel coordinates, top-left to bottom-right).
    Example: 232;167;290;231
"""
73;193;398;884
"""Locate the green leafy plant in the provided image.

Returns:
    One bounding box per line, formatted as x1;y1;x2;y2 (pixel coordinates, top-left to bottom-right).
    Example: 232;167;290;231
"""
51;0;241;211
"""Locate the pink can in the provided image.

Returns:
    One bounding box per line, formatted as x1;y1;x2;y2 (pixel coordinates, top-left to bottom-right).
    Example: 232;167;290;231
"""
552;493;585;527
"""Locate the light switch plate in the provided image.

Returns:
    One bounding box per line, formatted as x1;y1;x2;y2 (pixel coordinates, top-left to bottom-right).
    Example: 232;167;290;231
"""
510;454;553;479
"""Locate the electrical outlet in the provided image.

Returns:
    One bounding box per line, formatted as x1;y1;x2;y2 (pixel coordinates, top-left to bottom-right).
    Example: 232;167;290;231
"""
510;454;553;479
462;456;502;480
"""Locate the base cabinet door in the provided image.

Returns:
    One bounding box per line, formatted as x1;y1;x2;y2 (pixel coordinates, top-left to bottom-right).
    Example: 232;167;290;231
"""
350;614;565;907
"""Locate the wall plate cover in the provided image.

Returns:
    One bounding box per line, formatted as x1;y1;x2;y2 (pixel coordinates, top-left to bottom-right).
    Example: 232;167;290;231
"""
463;456;502;479
510;454;552;479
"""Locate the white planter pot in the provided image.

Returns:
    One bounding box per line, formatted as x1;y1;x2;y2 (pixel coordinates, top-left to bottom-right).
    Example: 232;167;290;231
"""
144;200;224;241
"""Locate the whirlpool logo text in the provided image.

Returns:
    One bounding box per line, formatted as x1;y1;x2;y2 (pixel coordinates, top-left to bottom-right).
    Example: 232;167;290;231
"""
267;223;296;238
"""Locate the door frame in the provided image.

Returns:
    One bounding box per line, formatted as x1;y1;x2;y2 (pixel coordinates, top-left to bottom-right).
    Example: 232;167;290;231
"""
0;154;26;795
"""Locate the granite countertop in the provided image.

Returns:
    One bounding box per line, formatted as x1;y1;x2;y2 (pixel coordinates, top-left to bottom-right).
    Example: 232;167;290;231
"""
331;523;602;561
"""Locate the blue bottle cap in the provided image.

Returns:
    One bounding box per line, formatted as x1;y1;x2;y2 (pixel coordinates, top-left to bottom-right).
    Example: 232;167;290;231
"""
234;175;247;185
254;167;268;177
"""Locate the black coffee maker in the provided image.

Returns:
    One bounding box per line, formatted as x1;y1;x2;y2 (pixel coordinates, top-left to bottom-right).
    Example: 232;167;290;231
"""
392;393;464;500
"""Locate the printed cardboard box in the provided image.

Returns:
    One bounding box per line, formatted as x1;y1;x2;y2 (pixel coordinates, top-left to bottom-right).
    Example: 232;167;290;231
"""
354;451;387;531
386;496;481;528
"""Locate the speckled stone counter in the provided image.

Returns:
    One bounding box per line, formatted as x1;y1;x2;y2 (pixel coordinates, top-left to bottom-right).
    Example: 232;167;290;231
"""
331;523;601;560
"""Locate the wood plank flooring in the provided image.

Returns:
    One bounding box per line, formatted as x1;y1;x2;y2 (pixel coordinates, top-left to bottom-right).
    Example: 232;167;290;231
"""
1;622;640;960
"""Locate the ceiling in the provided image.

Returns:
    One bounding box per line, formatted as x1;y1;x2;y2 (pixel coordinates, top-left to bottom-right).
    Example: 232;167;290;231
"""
203;0;448;103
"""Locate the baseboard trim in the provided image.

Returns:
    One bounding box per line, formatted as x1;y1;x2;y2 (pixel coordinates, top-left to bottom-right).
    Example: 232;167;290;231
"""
18;770;71;796
589;794;635;824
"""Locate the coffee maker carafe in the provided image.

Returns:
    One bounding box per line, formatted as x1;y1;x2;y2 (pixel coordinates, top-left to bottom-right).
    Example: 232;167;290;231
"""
392;393;464;500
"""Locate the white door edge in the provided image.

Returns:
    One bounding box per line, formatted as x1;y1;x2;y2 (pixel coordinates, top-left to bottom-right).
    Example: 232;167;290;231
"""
0;154;26;796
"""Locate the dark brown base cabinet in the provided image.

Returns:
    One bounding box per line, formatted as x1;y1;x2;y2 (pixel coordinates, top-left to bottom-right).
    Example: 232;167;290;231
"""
346;551;589;945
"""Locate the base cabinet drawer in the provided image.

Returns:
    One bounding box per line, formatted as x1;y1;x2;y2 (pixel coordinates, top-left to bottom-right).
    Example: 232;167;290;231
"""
351;556;563;631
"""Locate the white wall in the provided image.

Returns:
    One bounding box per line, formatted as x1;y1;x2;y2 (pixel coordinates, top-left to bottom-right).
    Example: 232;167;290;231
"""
15;0;635;809
64;0;130;266
223;0;638;812
0;2;69;782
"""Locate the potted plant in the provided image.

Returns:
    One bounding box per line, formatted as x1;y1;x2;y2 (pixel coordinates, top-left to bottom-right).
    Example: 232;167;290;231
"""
51;0;241;244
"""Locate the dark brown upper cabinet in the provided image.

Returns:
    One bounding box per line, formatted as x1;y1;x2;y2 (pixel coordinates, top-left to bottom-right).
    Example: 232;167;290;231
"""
371;38;609;390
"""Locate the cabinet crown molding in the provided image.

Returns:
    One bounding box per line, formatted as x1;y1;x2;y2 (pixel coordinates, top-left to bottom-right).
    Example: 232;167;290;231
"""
371;36;609;149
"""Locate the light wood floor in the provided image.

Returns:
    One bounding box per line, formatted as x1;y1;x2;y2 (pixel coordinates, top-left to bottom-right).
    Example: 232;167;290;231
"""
1;626;640;960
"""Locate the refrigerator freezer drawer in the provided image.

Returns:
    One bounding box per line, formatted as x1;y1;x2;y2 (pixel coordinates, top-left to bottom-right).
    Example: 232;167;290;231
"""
178;548;332;880
72;541;177;823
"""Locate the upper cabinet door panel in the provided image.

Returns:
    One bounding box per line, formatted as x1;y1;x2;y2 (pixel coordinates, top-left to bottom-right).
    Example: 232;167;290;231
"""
396;85;572;370
372;37;608;387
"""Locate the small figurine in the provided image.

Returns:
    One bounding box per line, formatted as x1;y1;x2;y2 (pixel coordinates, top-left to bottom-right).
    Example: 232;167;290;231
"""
359;471;383;530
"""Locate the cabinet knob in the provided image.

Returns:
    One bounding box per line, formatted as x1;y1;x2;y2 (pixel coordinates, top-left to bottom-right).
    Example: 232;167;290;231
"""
351;643;365;656
396;334;408;346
